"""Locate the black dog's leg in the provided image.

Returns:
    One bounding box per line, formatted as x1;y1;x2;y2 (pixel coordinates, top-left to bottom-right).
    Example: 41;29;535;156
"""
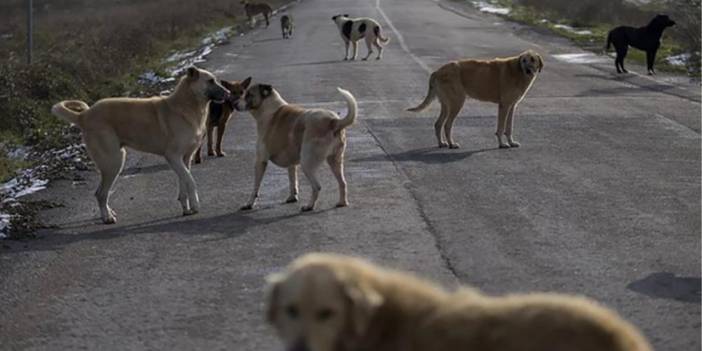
646;50;657;75
616;46;629;73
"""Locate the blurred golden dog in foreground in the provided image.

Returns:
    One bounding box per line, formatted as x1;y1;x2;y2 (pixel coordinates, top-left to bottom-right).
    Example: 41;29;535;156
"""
266;253;651;351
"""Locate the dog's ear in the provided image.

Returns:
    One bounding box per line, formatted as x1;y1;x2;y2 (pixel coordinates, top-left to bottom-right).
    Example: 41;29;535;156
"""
342;277;384;337
241;77;252;89
259;84;273;98
265;272;285;324
536;54;544;73
187;67;200;79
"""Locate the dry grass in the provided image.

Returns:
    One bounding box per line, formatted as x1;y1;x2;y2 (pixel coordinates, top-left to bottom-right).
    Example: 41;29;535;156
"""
0;0;288;181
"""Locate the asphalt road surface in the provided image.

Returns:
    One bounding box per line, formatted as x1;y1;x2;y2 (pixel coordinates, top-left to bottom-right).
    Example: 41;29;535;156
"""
1;0;700;350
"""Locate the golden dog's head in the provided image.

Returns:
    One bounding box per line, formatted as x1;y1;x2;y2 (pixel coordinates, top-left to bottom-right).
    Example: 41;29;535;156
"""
184;67;231;104
518;50;544;76
266;254;384;351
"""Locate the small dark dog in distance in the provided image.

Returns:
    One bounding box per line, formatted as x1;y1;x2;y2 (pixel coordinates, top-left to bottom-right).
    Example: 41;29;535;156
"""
606;14;676;75
281;14;293;39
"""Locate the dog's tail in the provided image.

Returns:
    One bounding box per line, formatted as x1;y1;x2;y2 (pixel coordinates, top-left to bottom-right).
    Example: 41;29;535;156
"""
51;100;90;127
605;31;613;52
407;73;437;112
333;87;357;132
374;25;390;44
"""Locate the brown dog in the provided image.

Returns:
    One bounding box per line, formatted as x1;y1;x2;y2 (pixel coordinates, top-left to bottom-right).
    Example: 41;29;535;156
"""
266;253;652;351
194;78;251;164
408;50;543;149
51;67;231;224
234;85;357;212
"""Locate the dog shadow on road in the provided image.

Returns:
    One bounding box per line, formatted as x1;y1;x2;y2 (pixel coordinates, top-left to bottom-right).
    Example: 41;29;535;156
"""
11;210;301;253
627;272;701;304
352;146;497;165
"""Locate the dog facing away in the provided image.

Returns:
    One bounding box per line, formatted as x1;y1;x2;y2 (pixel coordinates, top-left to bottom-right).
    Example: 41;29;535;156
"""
241;0;272;27
332;14;390;61
194;78;251;164
266;253;653;351
408;50;543;149
234;84;357;212
51;67;231;224
606;14;676;75
281;14;294;39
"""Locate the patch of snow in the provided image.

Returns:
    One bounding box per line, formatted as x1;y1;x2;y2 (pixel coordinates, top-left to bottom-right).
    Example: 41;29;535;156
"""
0;213;9;238
471;1;511;15
666;53;691;66
553;24;592;36
552;53;608;64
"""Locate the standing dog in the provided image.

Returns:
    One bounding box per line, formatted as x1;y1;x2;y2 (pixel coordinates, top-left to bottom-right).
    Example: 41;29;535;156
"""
234;84;357;212
332;14;390;61
281;14;294;39
606;14;676;75
266;253;653;351
51;67;231;224
408;50;543;149
242;0;273;27
194;78;252;164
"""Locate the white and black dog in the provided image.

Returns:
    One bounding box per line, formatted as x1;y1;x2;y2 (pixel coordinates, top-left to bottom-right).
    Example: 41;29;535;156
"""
332;14;390;61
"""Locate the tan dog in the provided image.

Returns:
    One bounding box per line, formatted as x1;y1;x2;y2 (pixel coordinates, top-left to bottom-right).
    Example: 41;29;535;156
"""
51;67;231;224
266;253;652;351
194;78;252;164
408;50;544;149
234;84;357;212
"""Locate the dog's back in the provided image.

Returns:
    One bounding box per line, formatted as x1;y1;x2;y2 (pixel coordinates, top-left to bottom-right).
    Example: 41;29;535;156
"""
244;2;272;17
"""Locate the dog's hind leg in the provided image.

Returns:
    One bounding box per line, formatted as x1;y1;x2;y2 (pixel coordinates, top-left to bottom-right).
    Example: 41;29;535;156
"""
373;38;383;60
435;102;449;148
443;89;465;149
89;141;125;225
327;147;348;207
505;105;520;147
300;147;325;212
495;103;512;148
362;37;374;61
615;46;628;73
285;166;299;203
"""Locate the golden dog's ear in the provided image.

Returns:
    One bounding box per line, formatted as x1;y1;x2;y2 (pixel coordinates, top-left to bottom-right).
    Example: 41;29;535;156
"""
343;279;384;337
265;272;285;324
187;67;199;79
537;54;544;73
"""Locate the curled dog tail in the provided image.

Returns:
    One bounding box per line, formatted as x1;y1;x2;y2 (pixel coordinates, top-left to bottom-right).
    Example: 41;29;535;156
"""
333;87;357;132
407;72;437;112
51;100;90;127
374;25;390;44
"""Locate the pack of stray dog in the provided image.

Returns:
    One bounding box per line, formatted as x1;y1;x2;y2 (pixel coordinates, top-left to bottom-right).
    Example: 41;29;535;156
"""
50;4;674;349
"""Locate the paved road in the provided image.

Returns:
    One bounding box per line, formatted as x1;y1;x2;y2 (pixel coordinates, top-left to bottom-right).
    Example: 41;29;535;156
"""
1;0;700;350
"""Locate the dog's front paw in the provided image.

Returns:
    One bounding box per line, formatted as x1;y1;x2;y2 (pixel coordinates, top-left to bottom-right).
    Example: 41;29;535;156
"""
207;150;215;156
285;195;299;204
183;208;198;216
448;143;460;149
102;216;117;225
240;204;254;211
438;142;449;148
301;205;315;212
336;201;348;208
216;151;227;157
498;143;511;149
508;141;521;148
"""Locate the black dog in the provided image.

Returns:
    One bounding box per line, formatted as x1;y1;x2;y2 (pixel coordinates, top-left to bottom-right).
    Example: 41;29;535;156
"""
606;14;676;75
